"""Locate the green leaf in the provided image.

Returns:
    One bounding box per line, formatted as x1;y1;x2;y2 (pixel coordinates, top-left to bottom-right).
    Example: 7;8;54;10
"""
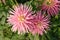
55;15;58;19
0;13;3;18
0;17;6;25
41;35;47;40
11;33;26;40
0;31;4;40
34;34;39;40
0;25;4;30
4;37;10;40
28;33;34;40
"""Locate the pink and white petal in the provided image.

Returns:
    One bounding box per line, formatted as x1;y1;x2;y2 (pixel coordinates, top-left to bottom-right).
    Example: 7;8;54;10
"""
11;25;18;32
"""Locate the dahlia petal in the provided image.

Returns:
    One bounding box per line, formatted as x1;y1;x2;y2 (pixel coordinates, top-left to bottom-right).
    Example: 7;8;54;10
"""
11;24;18;32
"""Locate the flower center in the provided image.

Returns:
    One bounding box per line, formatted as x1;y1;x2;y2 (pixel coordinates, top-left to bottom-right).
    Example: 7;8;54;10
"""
35;21;42;27
47;0;52;5
44;0;56;6
18;15;25;22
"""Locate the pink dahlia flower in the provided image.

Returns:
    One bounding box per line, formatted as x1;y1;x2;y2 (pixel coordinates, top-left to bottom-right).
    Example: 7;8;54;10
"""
7;4;34;34
41;0;60;16
30;11;50;35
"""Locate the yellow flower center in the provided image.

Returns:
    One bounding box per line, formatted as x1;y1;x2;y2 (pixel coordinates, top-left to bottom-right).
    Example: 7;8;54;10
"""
18;15;25;22
44;0;56;6
47;0;52;4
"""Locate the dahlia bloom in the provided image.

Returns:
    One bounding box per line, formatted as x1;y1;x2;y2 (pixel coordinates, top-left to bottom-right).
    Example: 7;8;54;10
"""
30;11;50;35
7;4;34;34
41;0;60;16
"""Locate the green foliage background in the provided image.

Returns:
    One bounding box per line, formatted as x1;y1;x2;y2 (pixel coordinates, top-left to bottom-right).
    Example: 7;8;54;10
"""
0;0;60;40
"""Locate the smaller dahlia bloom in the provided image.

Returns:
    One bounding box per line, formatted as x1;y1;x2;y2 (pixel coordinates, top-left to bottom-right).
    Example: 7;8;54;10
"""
7;4;34;34
41;0;60;16
30;11;50;35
